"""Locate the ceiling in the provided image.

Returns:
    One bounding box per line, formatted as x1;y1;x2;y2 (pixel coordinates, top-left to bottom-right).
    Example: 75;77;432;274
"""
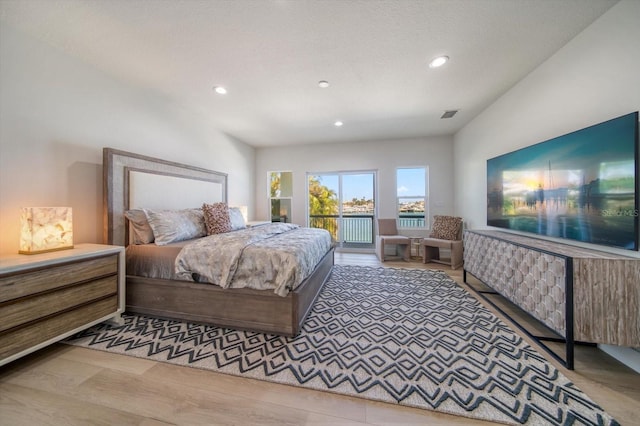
0;0;618;147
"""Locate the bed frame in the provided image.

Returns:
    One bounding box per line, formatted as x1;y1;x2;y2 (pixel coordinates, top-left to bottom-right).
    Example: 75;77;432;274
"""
103;148;334;336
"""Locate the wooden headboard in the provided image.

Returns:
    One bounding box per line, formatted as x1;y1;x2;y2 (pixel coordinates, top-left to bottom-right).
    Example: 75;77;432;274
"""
103;148;228;246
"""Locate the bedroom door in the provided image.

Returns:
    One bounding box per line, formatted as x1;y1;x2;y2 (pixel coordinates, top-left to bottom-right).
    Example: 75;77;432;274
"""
307;171;376;249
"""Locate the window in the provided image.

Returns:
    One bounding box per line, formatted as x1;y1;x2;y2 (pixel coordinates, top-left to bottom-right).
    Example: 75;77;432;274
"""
396;167;427;228
269;171;292;222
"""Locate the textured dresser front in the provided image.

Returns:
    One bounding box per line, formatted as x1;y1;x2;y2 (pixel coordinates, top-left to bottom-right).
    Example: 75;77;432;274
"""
464;231;568;337
464;230;640;347
0;254;119;361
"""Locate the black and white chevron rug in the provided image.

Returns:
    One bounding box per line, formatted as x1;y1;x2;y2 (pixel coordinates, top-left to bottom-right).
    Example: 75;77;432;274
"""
64;265;618;426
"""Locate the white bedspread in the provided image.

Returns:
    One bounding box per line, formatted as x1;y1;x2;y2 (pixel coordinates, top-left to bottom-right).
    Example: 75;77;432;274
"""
174;223;332;296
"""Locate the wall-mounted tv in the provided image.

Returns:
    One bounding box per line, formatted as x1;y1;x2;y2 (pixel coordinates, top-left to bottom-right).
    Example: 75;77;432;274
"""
487;111;639;251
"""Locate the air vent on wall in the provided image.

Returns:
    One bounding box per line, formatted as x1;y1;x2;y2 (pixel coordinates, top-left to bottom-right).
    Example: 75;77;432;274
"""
441;110;458;119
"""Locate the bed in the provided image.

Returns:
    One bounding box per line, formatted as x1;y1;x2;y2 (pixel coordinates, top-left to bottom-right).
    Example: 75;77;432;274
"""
103;148;334;336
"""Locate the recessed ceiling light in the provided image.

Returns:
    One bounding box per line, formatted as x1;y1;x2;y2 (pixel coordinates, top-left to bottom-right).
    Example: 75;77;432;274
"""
429;56;449;68
334;120;343;127
318;80;330;88
214;86;227;95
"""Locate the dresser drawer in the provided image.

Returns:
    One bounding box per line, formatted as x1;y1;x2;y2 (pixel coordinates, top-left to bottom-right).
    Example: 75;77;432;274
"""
0;275;118;333
0;254;118;303
0;296;118;361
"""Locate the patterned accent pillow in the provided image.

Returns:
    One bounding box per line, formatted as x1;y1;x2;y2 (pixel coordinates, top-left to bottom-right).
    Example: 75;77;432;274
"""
228;207;246;231
143;208;206;245
124;209;155;244
429;215;463;240
202;202;232;235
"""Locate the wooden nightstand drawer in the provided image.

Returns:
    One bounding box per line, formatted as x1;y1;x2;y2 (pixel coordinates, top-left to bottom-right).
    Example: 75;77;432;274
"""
0;275;118;333
0;254;118;303
0;296;118;360
0;244;125;367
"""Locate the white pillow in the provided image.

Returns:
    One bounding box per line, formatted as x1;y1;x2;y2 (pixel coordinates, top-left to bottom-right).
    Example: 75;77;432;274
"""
229;207;247;231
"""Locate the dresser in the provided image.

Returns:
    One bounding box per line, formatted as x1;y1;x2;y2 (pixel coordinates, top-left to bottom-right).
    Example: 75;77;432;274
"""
0;244;125;366
464;230;640;369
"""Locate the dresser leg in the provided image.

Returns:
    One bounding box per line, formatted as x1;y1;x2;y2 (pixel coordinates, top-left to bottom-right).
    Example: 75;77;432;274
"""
106;313;125;326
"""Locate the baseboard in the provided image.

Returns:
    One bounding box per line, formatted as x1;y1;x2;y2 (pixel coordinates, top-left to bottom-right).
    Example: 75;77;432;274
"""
599;344;640;374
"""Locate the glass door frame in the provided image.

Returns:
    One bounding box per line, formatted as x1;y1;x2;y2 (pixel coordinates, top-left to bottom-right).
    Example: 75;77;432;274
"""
306;170;377;250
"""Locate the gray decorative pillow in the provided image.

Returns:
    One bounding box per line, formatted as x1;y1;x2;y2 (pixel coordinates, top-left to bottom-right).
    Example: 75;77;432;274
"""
143;208;206;245
202;202;232;235
229;207;246;231
124;209;155;244
430;215;463;240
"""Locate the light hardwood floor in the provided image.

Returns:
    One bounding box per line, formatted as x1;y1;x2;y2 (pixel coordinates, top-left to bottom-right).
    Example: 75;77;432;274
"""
1;252;638;425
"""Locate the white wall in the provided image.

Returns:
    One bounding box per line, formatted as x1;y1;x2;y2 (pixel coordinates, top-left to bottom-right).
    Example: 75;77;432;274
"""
453;0;640;364
0;24;255;255
454;0;640;259
256;136;454;238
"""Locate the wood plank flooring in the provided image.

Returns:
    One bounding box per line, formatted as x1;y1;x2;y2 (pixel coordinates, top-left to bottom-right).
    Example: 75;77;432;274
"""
1;252;638;425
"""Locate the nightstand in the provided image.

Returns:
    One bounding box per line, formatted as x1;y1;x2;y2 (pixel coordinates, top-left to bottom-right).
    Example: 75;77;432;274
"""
409;237;423;259
246;221;271;227
0;243;125;366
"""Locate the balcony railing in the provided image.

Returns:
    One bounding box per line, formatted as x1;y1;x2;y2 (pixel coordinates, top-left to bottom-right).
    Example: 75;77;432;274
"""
398;216;426;228
309;214;374;244
309;214;425;245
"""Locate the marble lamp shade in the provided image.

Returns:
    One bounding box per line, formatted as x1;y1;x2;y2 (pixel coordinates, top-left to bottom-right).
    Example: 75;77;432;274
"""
19;207;73;254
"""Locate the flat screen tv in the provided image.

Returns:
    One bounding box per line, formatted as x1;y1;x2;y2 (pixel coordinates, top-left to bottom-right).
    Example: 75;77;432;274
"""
487;111;639;251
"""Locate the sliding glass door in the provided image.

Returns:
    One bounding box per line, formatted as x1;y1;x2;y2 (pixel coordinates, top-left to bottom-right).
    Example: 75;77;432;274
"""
307;171;376;249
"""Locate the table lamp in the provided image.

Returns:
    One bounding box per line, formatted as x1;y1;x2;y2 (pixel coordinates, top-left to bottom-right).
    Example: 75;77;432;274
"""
19;207;73;254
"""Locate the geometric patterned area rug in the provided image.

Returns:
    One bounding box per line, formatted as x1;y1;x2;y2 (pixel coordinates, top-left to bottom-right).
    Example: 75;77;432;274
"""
64;265;618;426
